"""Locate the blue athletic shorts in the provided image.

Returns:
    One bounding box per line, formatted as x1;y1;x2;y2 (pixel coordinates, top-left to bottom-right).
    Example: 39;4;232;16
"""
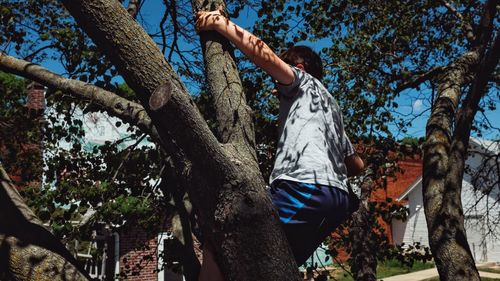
269;179;355;266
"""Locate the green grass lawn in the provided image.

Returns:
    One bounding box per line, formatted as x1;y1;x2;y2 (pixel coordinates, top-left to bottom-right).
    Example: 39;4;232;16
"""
479;267;500;274
330;261;500;281
377;259;435;278
332;259;435;281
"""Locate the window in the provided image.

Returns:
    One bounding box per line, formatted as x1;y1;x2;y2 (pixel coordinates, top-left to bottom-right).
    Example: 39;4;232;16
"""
157;232;185;281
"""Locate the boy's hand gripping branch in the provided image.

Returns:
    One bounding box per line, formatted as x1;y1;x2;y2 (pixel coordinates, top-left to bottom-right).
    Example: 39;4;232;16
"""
195;10;228;32
195;9;295;85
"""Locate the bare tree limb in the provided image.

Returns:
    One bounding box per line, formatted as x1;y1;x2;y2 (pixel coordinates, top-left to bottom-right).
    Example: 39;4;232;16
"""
159;1;170;55
0;53;158;141
455;33;500;142
440;0;475;42
167;0;178;62
0;51;196;199
395;67;445;93
23;44;57;61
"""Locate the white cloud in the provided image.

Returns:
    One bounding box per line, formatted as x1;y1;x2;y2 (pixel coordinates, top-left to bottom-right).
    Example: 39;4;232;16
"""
412;99;423;112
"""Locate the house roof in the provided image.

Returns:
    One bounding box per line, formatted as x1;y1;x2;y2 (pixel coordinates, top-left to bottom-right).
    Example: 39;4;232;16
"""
469;137;500;154
397;176;422;201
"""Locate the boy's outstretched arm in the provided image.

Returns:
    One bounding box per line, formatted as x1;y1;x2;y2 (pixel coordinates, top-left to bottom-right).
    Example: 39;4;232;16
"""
196;10;295;85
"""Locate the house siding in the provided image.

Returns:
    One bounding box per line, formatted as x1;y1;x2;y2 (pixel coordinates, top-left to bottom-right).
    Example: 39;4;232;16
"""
392;139;500;262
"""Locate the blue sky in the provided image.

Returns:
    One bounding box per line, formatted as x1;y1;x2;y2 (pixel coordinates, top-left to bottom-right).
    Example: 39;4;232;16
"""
38;1;499;141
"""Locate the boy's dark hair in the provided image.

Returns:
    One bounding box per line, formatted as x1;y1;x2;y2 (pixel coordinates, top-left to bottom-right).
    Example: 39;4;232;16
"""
279;45;324;80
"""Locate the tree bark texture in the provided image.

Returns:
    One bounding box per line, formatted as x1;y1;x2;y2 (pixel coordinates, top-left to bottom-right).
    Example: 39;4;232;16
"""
423;52;482;281
0;165;90;281
423;1;499;280
0;53;158;141
0;50;202;281
161;162;202;281
60;1;300;280
192;0;258;169
349;166;377;281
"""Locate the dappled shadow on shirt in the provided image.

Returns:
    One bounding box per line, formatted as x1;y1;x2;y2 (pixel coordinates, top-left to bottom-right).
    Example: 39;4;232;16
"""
272;75;350;187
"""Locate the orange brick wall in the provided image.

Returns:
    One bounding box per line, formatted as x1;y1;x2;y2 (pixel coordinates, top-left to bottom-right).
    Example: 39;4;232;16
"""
331;155;423;261
4;83;44;190
119;229;158;281
370;155;422;243
26;83;45;111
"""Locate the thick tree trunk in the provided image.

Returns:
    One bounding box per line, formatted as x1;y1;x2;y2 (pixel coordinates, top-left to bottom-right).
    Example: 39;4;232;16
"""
350;166;377;281
425;32;500;281
60;1;299;280
0;165;90;281
422;51;481;281
422;0;500;281
422;1;500;278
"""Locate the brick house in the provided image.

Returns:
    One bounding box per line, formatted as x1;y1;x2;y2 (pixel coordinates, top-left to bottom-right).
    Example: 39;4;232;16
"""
116;225;189;281
329;151;423;263
2;82;45;190
371;153;423;244
1;81;187;280
74;109;188;280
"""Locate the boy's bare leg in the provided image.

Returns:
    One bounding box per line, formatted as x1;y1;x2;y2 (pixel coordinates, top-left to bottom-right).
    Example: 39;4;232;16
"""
198;242;225;281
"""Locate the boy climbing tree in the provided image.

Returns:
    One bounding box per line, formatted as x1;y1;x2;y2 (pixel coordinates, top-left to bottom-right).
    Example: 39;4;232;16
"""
196;9;364;280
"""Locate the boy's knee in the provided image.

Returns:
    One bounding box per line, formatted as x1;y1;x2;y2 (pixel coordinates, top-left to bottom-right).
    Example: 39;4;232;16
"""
199;241;225;281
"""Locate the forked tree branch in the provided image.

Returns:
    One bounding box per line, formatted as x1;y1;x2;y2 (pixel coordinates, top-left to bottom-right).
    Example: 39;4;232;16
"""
455;33;500;141
59;1;299;280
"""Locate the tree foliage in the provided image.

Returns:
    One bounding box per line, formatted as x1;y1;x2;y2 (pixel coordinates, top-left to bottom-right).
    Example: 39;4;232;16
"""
0;0;498;280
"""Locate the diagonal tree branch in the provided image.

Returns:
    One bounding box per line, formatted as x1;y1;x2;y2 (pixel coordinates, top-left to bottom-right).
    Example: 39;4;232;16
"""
0;164;91;281
455;33;500;144
440;0;475;42
0;52;158;141
395;67;445;93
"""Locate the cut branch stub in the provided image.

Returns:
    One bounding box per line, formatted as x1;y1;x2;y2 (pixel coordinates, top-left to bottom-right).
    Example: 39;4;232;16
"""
150;81;173;111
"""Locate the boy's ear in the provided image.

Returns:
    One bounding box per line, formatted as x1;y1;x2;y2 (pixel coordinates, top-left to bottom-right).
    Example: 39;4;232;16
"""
296;63;305;71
